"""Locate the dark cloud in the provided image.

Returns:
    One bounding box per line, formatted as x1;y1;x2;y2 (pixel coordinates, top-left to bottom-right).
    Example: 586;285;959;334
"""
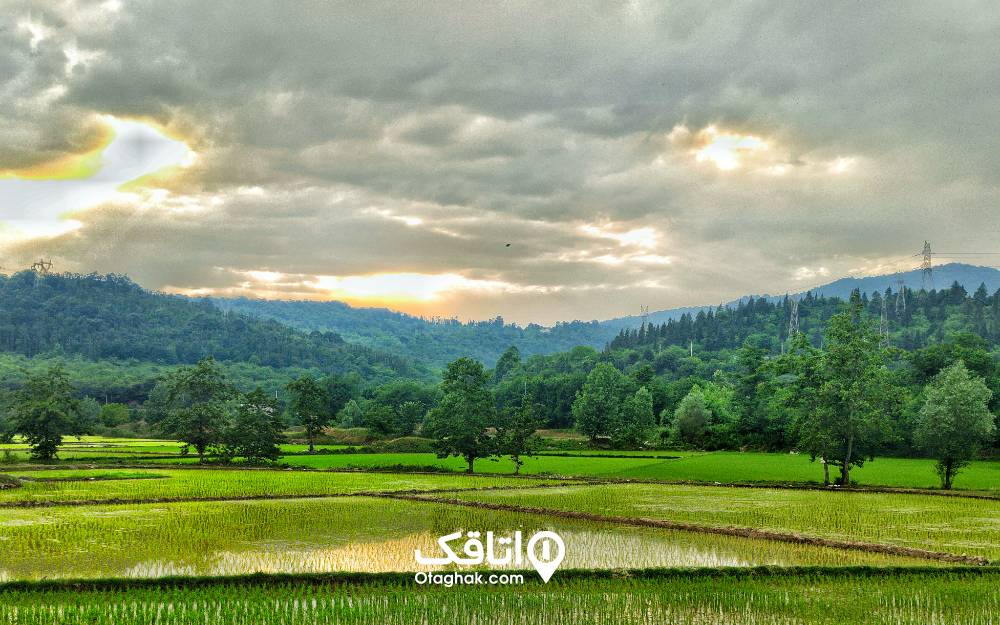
2;0;999;323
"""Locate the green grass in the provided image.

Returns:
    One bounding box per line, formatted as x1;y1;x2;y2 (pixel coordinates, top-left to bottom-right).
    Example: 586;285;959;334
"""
0;496;934;581
439;483;1000;560
1;569;997;624
274;451;1000;491
0;468;558;505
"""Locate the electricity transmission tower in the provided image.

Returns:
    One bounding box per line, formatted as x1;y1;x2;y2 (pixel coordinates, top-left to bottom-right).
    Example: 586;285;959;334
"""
895;277;906;314
30;258;53;274
788;299;800;338
639;305;649;331
920;241;933;291
879;296;889;348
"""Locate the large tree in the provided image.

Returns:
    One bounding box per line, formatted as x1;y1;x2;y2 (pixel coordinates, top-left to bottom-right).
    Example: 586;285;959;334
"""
160;357;235;461
914;362;995;489
286;376;331;453
612;387;655;449
572;363;630;444
11;365;83;460
226;387;285;463
496;400;544;474
804;297;901;485
423;358;496;473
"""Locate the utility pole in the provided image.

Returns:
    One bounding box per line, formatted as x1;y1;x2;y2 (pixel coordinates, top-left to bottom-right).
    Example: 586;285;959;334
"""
879;296;889;348
788;299;800;338
920;241;933;291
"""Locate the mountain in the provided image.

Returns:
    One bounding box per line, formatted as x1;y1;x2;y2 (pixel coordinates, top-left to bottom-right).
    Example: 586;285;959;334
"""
212;297;617;368
608;263;1000;328
789;263;1000;301
0;271;427;382
211;264;1000;367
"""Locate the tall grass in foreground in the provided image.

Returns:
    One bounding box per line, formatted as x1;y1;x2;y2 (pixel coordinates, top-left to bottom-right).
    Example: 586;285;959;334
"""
1;571;998;624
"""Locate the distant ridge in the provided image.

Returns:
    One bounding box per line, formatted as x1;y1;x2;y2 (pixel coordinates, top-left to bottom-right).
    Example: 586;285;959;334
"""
608;263;1000;329
211;263;1000;366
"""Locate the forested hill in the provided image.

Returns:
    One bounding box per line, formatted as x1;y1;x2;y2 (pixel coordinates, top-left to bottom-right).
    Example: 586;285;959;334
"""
212;298;618;367
0;272;426;381
212;264;1000;366
610;281;1000;353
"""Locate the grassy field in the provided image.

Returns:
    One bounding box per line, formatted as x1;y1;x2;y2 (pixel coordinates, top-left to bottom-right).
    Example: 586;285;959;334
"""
6;437;998;493
0;496;930;581
1;569;998;625
2;437;998;622
0;468;559;505
274;450;1000;491
434;483;1000;560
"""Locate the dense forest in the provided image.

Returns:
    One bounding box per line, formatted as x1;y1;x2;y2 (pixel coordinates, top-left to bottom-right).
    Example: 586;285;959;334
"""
609;282;1000;353
213;297;619;367
0;272;426;383
1;272;997;470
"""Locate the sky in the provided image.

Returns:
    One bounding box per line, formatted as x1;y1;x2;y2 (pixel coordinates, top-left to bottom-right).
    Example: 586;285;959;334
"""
1;1;999;325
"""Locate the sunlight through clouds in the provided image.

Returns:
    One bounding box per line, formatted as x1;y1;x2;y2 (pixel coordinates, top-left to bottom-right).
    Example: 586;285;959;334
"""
0;116;194;240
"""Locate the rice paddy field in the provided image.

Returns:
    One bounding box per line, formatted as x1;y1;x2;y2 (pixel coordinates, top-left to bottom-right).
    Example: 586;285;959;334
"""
2;438;999;623
2;570;999;625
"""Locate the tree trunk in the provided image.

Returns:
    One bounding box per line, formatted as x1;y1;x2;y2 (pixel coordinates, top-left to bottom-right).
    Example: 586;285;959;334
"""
466;455;475;474
840;434;854;486
513;456;521;475
943;460;954;490
821;457;830;486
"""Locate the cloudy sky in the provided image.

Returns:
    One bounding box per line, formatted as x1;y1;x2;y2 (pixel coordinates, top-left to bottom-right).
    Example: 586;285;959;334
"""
2;1;998;324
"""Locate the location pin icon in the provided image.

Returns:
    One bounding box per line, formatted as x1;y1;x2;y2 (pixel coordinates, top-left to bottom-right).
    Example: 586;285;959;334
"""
526;531;565;583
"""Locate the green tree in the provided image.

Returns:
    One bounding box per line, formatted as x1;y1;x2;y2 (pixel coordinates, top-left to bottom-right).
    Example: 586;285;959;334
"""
226;387;285;463
493;346;521;383
339;399;364;427
322;373;358;418
913;362;995;489
670;386;711;447
612;386;655;448
363;404;398;436
75;397;102;435
733;340;770;447
423;358;496;473
667;382;736;450
496;400;544;474
572;363;629;444
286;376;331;453
100;403;130;427
0;408;14;444
806;299;901;485
396;400;426;436
11;365;83;460
160;358;234;461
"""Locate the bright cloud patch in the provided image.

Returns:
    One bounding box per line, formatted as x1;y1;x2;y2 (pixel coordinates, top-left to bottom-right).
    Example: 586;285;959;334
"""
692;126;768;170
0;116;193;240
309;272;512;304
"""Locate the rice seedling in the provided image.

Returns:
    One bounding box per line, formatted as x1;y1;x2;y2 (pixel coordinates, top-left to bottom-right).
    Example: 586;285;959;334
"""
0;469;559;505
0;570;997;624
439;483;1000;560
0;496;931;580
